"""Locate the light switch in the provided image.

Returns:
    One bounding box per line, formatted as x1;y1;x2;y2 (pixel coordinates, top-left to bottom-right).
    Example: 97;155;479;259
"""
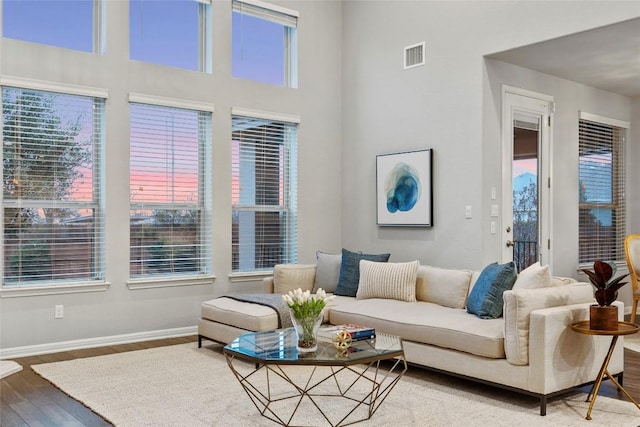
491;187;496;200
491;204;499;217
491;221;496;234
465;205;472;219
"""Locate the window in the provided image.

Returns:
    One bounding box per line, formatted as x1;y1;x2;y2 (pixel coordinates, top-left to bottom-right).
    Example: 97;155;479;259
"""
2;0;101;53
129;97;212;278
231;110;298;272
232;0;298;87
130;0;212;72
578;113;628;264
2;86;105;285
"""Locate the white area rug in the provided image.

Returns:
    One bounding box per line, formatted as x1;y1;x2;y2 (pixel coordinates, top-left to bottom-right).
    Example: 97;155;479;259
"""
624;332;640;353
32;343;640;426
0;360;22;379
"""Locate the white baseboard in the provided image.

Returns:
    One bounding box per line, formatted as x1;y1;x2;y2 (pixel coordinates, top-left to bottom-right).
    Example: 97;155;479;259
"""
0;326;197;359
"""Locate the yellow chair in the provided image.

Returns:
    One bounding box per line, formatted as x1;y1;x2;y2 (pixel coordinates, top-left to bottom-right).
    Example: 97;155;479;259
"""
624;234;640;324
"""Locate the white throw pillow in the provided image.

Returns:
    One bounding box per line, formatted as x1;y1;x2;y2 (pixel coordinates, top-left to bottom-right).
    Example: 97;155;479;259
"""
512;262;552;290
273;264;316;294
503;283;593;365
415;265;472;309
356;260;419;302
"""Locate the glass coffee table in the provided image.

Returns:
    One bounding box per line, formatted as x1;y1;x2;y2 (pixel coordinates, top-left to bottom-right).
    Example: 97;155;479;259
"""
224;328;406;426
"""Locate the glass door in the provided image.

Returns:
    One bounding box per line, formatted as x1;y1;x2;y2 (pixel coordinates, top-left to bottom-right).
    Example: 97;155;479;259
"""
502;89;552;272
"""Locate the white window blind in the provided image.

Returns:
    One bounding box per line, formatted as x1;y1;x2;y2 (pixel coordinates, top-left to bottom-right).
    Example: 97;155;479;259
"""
130;102;211;278
578;117;627;264
2;87;105;285
232;0;298;27
231;114;297;272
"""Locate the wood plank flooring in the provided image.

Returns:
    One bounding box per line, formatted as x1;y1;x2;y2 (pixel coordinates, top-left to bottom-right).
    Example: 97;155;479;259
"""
1;334;639;426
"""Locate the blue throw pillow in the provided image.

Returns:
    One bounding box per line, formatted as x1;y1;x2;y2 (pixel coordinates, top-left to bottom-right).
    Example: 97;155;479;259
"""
334;248;391;297
466;262;517;319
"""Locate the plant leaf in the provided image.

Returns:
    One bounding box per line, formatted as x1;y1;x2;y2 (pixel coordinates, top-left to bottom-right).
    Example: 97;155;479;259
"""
594;260;613;282
580;268;606;288
607;273;629;292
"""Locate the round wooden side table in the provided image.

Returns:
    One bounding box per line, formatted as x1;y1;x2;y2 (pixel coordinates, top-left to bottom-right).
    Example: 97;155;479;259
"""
570;320;640;420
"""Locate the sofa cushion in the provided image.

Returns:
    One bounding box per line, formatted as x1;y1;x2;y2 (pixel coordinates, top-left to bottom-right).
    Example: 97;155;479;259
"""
512;262;551;290
466;262;517;319
273;264;316;294
335;248;390;297
503;283;594;365
356;260;419;302
415;265;471;309
329;298;505;359
201;297;279;331
313;251;342;293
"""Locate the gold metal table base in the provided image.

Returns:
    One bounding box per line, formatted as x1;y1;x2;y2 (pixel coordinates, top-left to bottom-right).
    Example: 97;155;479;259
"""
571;320;640;421
584;335;640;420
225;353;407;427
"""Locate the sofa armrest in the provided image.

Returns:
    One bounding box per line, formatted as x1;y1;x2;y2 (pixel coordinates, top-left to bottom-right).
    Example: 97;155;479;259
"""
262;276;275;293
527;301;624;394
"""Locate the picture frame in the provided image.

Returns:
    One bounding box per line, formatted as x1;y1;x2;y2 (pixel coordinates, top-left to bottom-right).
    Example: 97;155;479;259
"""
376;149;433;226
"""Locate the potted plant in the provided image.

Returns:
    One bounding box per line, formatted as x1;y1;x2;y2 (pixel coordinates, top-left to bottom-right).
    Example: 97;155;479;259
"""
580;260;629;330
282;288;334;352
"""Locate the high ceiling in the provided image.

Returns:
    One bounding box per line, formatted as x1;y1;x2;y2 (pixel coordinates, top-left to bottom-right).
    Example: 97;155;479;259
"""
488;18;640;98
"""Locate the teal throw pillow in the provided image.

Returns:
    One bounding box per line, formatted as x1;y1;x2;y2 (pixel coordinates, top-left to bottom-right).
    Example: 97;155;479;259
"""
334;248;391;297
466;262;517;319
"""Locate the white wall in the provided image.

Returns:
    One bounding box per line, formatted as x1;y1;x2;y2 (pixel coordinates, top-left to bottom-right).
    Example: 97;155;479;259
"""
341;1;639;275
483;60;633;277
0;1;343;351
2;0;639;353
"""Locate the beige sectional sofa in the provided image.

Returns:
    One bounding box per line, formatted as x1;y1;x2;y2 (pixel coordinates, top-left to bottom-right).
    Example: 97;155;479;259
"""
198;262;625;416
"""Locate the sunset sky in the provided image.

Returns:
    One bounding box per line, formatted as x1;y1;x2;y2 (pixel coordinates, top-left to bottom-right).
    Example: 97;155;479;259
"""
3;0;287;205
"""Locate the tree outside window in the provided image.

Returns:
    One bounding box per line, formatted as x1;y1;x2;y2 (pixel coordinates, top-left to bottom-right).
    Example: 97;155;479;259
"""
2;87;104;284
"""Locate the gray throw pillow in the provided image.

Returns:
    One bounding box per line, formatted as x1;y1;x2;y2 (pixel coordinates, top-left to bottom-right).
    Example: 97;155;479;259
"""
313;251;342;293
466;262;517;319
334;248;391;297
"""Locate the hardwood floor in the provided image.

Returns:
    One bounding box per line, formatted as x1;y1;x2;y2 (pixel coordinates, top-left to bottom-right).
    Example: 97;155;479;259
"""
1;334;639;426
1;336;197;427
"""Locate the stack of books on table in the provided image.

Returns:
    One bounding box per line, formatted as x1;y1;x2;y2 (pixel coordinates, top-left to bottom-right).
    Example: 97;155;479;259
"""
318;324;376;342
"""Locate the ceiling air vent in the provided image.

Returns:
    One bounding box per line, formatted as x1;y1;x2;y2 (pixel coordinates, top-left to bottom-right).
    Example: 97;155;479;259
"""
404;42;425;70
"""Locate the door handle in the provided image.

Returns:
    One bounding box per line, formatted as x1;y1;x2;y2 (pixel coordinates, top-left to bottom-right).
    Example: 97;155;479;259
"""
506;240;515;248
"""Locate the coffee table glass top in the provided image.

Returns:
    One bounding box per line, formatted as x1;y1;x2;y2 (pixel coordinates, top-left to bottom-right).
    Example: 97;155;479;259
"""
224;328;403;365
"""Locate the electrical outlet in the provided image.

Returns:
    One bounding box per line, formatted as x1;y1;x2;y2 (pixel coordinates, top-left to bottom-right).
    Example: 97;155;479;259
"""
465;205;472;219
55;304;64;319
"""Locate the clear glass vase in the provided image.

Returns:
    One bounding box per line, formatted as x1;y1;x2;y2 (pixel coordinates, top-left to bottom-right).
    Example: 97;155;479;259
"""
290;309;323;353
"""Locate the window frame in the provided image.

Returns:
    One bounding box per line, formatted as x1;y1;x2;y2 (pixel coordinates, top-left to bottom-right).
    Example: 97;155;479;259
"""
231;107;299;275
127;93;214;286
0;78;109;296
231;0;299;88
2;0;105;54
578;111;629;266
129;0;212;72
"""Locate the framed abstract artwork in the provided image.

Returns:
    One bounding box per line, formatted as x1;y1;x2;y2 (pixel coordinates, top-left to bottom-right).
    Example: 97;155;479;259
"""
376;149;433;226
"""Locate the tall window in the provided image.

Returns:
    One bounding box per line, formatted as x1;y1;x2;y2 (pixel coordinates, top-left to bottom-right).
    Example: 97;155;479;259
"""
2;0;101;53
129;99;211;278
130;0;212;72
578;113;628;264
232;0;298;87
231;112;298;272
2;86;105;285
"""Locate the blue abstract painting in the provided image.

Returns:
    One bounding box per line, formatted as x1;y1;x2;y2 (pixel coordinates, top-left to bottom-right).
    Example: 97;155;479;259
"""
377;149;432;226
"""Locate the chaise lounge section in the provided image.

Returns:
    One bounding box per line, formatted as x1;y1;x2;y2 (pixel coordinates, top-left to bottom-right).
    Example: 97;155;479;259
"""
198;259;624;415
